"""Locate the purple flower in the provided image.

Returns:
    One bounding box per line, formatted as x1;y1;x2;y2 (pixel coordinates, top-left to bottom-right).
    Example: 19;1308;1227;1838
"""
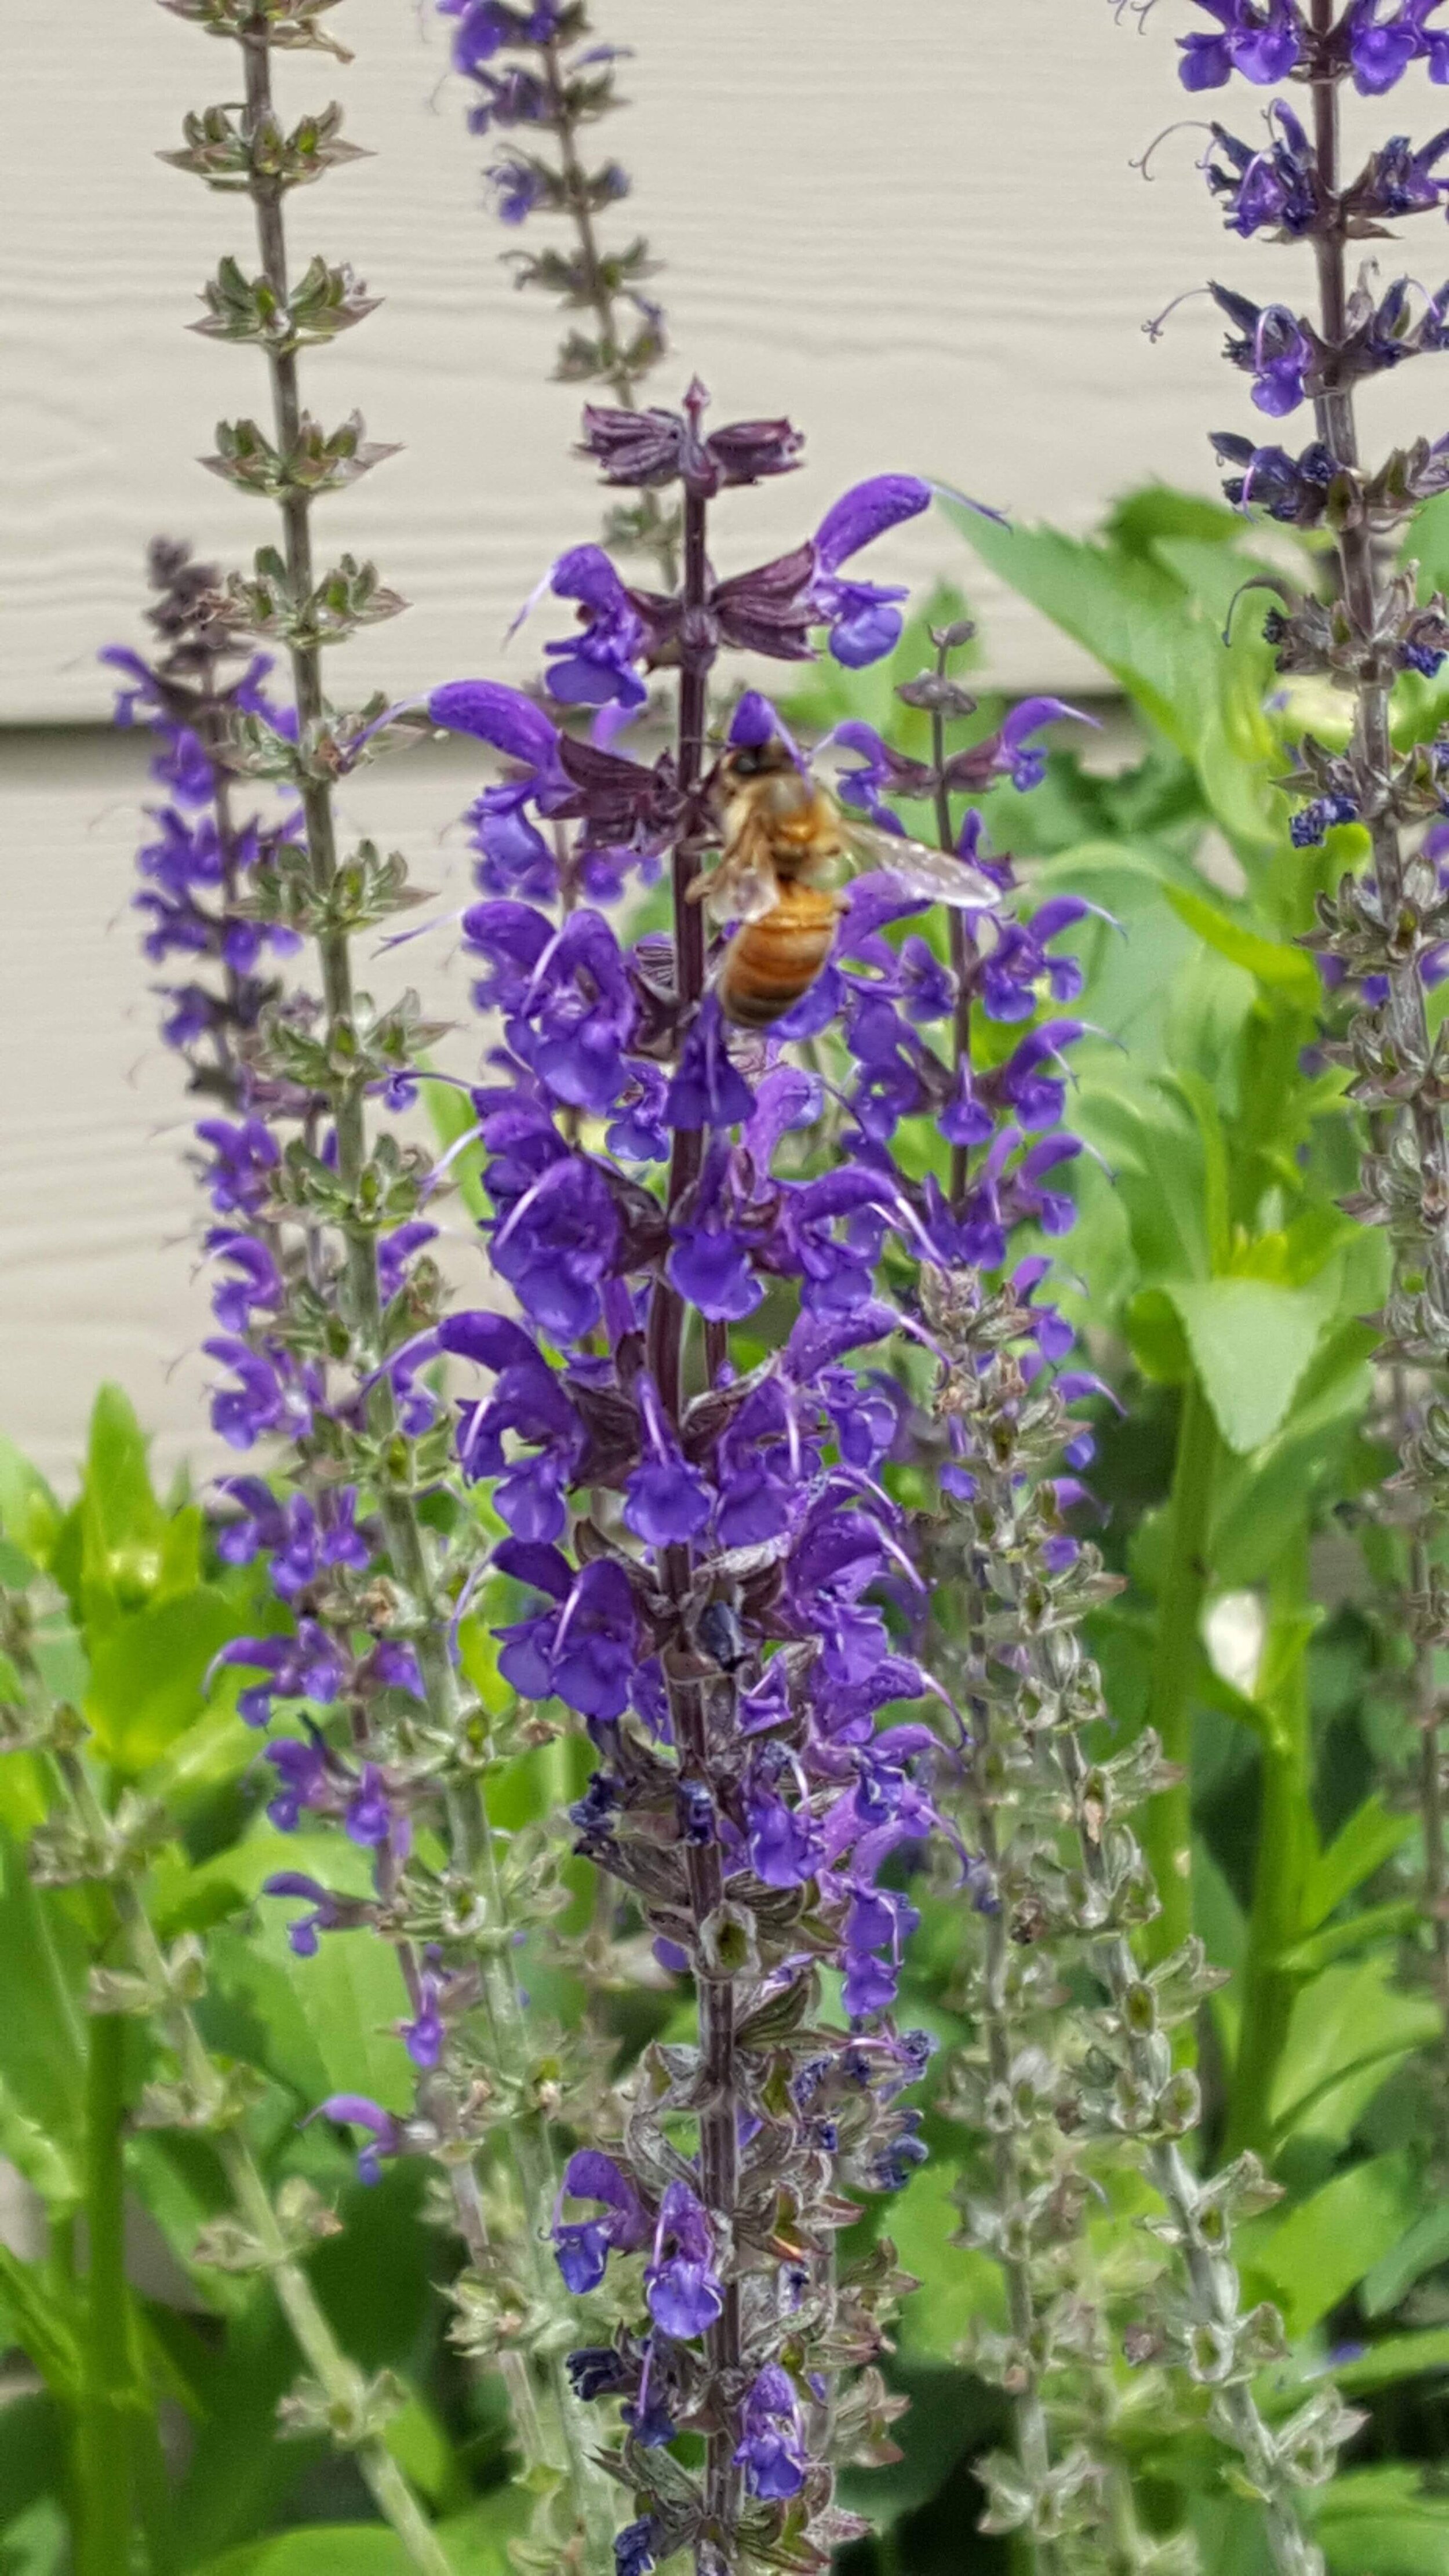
1178;0;1303;90
622;1374;712;1548
614;2520;657;2576
808;474;931;667
429;680;572;898
494;1543;638;1721
218;1620;342;1727
265;1735;330;1831
664;994;754;1130
195;1118;279;1218
1211;285;1316;416
543;545;650;709
645;2181;724;2341
207;1232;282;1332
490;1153;621;1341
313;2093;405;2188
1342;0;1421;91
261;1872;361;1958
401;1973;446;2071
553;2149;651;2293
734;2365;809;2501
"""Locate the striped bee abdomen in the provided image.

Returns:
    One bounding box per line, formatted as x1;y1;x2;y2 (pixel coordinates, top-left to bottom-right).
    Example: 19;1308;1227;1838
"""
719;883;842;1028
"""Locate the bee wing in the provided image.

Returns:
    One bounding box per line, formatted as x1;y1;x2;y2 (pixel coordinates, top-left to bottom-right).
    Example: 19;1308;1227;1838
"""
840;818;1000;912
694;832;781;926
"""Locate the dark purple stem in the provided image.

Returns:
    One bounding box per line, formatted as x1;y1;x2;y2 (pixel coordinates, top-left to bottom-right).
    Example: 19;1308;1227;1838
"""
647;479;744;2564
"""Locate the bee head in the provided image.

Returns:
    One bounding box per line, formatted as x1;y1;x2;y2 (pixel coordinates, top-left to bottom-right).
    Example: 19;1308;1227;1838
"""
722;736;795;784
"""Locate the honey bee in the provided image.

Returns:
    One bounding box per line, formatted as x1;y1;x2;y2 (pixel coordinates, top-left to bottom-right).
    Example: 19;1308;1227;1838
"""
692;736;999;1028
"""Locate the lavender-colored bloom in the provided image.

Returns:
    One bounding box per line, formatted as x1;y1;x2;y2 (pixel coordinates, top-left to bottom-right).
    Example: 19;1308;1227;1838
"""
1342;0;1422;92
613;2520;657;2576
808;474;930;667
623;1374;712;1547
313;2093;405;2187
644;2181;725;2340
1178;0;1304;90
734;2365;809;2501
664;994;754;1130
219;1620;342;1726
553;2149;651;2293
543;545;650;709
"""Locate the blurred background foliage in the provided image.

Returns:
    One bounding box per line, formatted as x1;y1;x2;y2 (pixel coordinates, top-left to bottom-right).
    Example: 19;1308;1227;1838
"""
5;484;1449;2575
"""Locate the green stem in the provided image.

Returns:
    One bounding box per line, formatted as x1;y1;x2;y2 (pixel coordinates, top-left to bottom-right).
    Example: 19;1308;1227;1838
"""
76;2007;132;2576
1225;1526;1314;2160
1142;1376;1219;1969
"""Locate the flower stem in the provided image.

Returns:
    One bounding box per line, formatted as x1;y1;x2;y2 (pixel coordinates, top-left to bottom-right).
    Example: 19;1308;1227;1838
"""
75;2003;133;2576
539;36;678;587
232;28;609;2552
648;479;745;2566
1142;1376;1218;1970
1225;1523;1315;2160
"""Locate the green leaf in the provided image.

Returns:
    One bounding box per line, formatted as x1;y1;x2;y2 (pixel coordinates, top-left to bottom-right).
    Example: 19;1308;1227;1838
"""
1239;2151;1419;2337
1270;1955;1441;2148
83;1587;243;1774
421;1069;487;1226
1314;2465;1449;2575
942;503;1283;860
0;1829;89;2205
1362;2203;1449;2317
0;1443;62;1570
0;2248;83;2403
1333;2326;1449;2393
1163;1274;1339;1455
1163;883;1320;1006
885;2159;1006;2362
184;2491;533;2576
1300;1795;1417;1934
1278;1900;1422;1978
184;2530;414;2576
207;1902;411;2112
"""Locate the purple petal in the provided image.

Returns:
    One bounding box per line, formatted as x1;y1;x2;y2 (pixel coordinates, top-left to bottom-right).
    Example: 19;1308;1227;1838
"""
813;475;931;573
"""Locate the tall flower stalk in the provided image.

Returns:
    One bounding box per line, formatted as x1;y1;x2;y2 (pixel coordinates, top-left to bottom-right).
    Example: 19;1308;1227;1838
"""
436;0;678;582
147;0;613;2555
1162;0;1449;2028
418;406;966;2576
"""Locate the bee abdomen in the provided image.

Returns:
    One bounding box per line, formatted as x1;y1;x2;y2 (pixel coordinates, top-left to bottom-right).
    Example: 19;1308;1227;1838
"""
720;890;840;1028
